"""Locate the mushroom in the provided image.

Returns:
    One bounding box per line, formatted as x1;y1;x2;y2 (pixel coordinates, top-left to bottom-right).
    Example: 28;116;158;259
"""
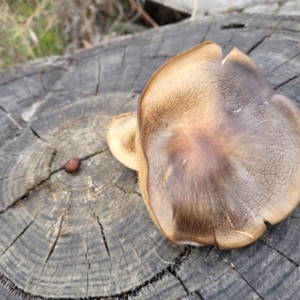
107;41;300;249
107;112;138;171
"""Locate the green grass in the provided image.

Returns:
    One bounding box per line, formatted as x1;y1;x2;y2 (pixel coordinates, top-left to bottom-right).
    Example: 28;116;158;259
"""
0;0;66;69
0;0;143;70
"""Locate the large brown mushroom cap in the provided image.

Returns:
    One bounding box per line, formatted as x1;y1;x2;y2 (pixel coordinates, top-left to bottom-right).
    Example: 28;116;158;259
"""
107;41;300;249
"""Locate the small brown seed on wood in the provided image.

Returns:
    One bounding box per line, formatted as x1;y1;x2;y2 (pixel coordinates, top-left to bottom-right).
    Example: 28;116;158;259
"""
64;157;81;173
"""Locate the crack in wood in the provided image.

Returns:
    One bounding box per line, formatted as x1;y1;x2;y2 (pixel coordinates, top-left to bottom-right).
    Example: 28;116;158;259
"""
0;105;22;130
259;240;300;268
289;215;300;219
145;233;166;252
96;216;111;259
94;58;101;96
78;64;83;99
222;258;264;300
268;52;300;74
112;46;128;92
115;185;141;198
154;34;164;58
82;99;88;119
0;57;69;87
0;245;193;300
221;23;245;29
178;266;237;300
274;75;299;90
16;95;39;105
22;77;39;98
76;147;109;165
131;242;143;262
142;55;172;59
0;218;35;259
129;63;143;92
99;176;119;196
48;148;57;173
44;207;69;265
48;263;59;289
118;239;133;286
168;270;189;296
222;33;235;50
0;133;22;151
131;245;192;298
201;24;211;44
29;127;47;142
38;197;71;288
246;30;275;55
195;290;205;300
117;95;132;115
266;226;283;237
86;242;90;298
39;63;71;96
120;46;126;70
0;174;25;182
204;246;214;259
0;148;57;215
39;73;48;95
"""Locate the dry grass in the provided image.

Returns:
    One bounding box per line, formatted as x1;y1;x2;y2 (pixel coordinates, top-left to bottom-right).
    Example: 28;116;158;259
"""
0;0;148;70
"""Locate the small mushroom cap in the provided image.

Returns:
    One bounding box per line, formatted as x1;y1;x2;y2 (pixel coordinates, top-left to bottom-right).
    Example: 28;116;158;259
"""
107;112;138;171
136;41;300;249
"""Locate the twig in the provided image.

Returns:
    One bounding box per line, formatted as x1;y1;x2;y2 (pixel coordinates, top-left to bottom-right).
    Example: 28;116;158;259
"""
153;250;174;264
110;0;124;32
191;0;198;21
128;0;159;28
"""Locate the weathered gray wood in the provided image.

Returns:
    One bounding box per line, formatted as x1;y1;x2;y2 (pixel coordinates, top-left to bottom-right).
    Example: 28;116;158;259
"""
0;109;21;148
0;13;299;299
0;93;187;299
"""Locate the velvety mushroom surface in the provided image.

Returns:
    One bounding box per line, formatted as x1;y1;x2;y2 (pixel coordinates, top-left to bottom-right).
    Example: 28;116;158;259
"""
108;41;300;249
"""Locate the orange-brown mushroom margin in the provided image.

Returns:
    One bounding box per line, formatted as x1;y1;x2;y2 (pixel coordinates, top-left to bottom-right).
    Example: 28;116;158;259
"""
107;41;300;249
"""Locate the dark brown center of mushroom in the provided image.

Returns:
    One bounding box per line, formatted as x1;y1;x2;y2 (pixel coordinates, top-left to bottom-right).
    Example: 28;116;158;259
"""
167;126;234;184
145;117;245;244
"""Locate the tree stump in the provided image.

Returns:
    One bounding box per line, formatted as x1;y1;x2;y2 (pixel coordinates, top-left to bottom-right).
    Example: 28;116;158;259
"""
0;13;300;300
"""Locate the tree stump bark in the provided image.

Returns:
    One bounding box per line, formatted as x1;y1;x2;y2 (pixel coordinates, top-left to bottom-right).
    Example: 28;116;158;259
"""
0;13;300;300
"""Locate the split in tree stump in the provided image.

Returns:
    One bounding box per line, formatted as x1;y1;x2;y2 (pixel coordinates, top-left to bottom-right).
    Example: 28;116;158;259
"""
0;13;300;300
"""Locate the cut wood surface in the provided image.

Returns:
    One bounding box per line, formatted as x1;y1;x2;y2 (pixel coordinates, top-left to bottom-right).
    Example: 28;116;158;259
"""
0;13;300;299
